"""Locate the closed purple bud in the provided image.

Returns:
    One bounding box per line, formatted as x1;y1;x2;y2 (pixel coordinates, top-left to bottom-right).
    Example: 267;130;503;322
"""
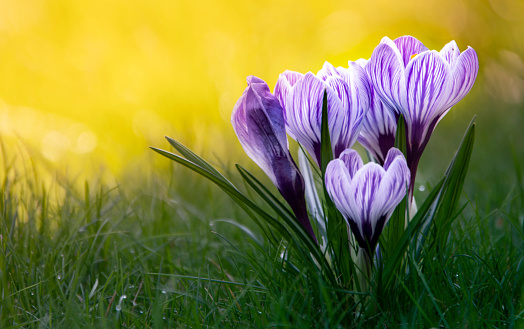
232;76;317;242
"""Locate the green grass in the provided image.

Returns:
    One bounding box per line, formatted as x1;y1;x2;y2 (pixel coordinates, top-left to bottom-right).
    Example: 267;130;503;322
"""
1;114;523;328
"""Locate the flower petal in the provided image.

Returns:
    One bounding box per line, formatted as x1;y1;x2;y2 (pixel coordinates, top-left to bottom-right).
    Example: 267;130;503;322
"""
285;73;324;164
285;72;344;165
354;58;368;68
247;76;288;148
340;62;371;147
325;159;366;247
316;61;339;81
377;149;410;216
338;149;363;179
274;70;304;111
393;35;429;67
367;37;406;115
402;50;453;145
358;87;397;164
446;47;479;109
382;147;404;171
439;40;461;68
347;163;385;246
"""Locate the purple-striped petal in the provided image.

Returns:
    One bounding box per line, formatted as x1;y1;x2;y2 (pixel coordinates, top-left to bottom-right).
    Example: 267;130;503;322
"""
339;62;371;147
445;47;479;109
274;70;304;112
402;50;453;148
285;72;347;166
339;149;363;179
439;40;461;68
281;62;370;166
317;61;370;156
347;163;384;242
317;61;340;80
325;159;354;219
382;147;404;171
393;35;429;67
367;37;406;115
358;88;397;164
376;149;410;216
247;76;288;149
356;58;397;164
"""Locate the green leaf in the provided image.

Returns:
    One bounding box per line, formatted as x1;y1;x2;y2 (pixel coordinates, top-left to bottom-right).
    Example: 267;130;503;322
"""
320;90;333;175
150;147;279;244
235;165;312;247
382;178;444;289
319;89;353;286
432;117;476;252
235;165;337;284
165;136;230;184
151;145;335;284
298;147;326;242
394;114;407;155
385;114;407;254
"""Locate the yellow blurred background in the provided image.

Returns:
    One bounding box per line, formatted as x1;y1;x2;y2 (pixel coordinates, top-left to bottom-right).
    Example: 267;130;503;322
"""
0;0;523;181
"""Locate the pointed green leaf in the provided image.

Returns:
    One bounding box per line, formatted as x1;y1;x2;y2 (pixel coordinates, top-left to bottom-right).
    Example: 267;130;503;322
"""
433;117;476;251
165;136;230;184
151;146;335;284
319;89;353;285
320;90;333;174
236;165;336;284
150;147;280;244
385;114;407;254
382;178;444;288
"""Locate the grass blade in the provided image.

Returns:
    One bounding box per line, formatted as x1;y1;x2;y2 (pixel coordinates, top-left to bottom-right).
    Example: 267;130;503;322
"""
319;89;353;285
382;178;444;288
386;114;407;254
432;117;476;252
235;165;336;284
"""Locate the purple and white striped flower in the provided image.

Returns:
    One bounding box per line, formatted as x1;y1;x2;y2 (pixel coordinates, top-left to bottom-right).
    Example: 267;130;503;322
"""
325;148;410;257
367;36;478;196
355;58;397;165
232;76;316;241
274;62;371;167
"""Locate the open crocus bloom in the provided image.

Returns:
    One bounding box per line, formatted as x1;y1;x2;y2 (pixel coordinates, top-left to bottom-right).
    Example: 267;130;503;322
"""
232;76;316;242
356;58;397;165
325;148;410;258
274;62;370;167
367;36;478;195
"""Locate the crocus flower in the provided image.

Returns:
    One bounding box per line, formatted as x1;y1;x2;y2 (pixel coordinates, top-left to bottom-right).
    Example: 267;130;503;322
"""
367;36;478;197
232;76;317;242
324;148;410;258
356;58;397;165
274;62;371;167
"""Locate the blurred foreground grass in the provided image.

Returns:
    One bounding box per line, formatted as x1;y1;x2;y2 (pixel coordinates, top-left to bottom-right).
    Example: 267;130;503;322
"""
0;120;523;326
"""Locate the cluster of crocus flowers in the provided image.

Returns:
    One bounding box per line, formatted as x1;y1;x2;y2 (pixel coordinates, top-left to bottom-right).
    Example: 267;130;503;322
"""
231;35;478;273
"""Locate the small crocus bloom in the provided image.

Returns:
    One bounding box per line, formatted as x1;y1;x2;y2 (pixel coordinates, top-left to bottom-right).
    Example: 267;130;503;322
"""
325;148;410;257
274;62;371;167
367;36;478;196
232;76;317;242
355;58;397;165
